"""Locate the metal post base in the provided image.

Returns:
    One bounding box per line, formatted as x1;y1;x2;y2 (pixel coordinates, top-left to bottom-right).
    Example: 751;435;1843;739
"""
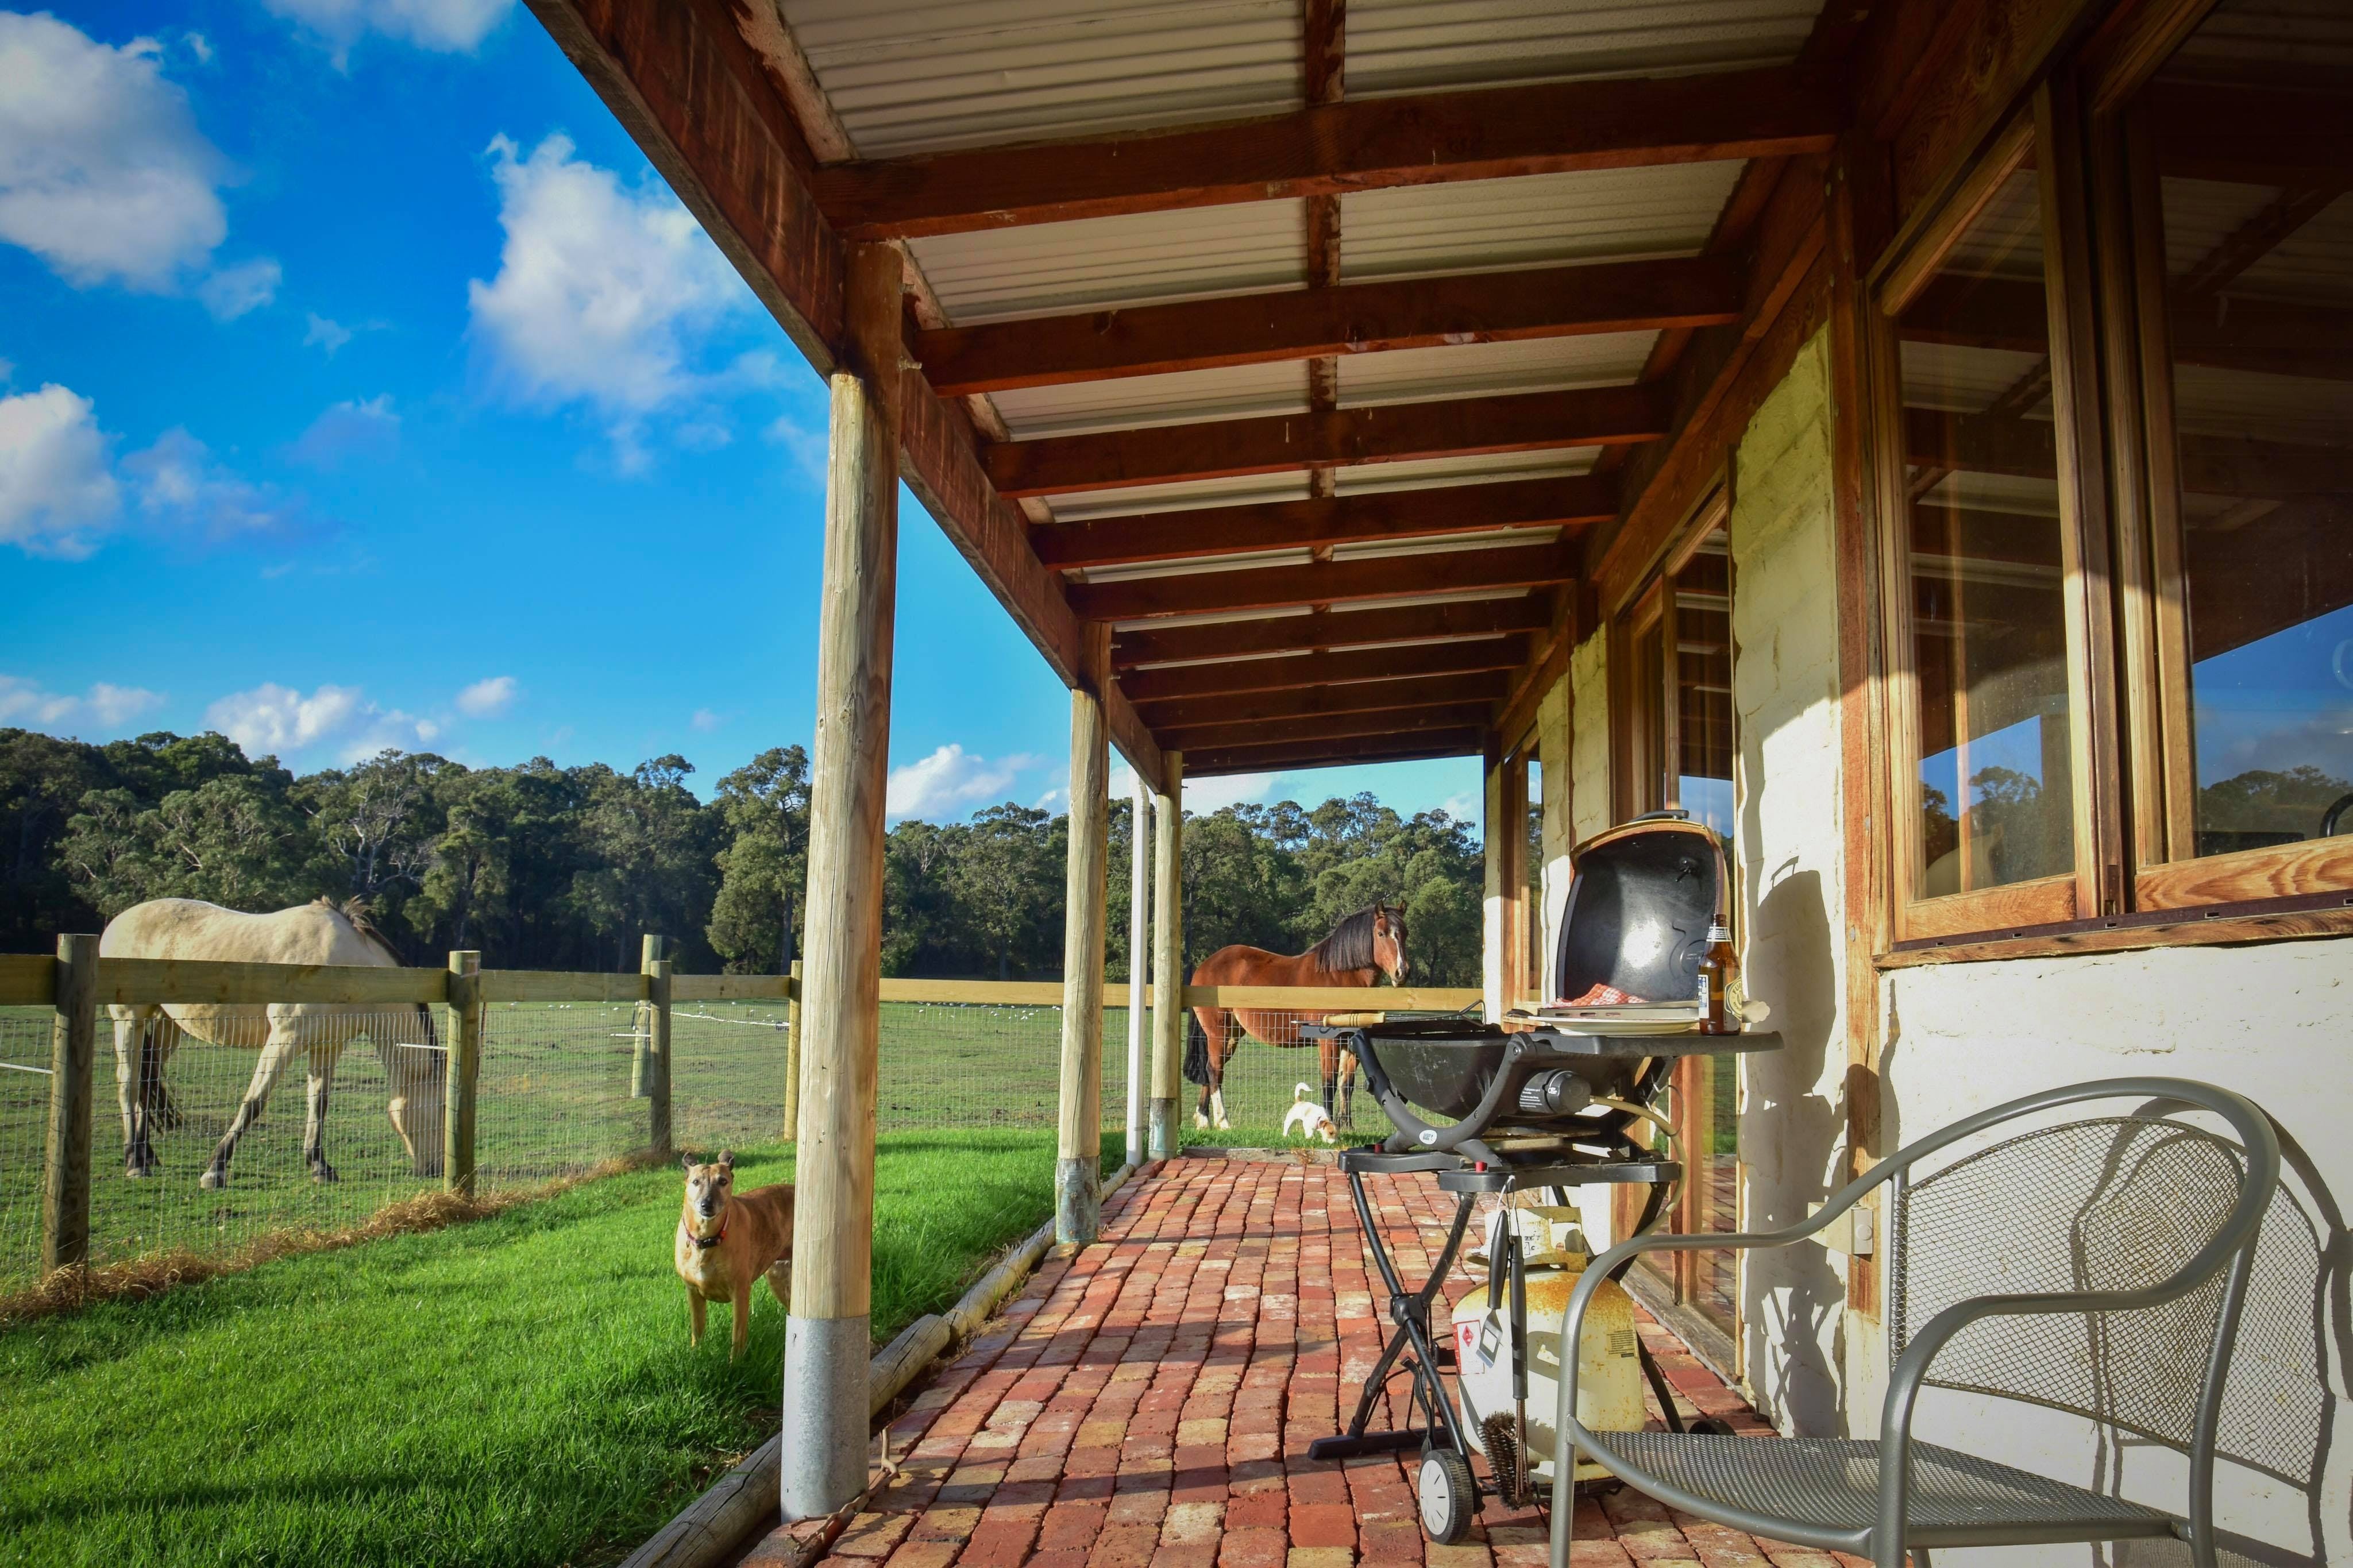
1148;1098;1179;1161
1055;1156;1100;1245
780;1313;870;1519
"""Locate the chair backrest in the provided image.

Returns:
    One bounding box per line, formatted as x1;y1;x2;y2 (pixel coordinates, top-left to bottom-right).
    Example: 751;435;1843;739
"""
1887;1088;2314;1484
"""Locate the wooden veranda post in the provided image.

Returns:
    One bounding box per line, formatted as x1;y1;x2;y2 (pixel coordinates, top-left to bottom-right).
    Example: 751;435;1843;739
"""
782;957;803;1144
1148;751;1184;1159
443;951;482;1196
1125;770;1149;1167
782;241;903;1521
1056;637;1112;1245
40;932;98;1273
642;935;672;1158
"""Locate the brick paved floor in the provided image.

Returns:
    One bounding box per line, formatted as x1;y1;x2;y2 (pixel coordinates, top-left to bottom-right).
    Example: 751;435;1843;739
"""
741;1157;1874;1568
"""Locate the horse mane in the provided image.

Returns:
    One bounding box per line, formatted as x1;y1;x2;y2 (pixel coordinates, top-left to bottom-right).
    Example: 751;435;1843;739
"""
316;895;408;967
1307;904;1390;975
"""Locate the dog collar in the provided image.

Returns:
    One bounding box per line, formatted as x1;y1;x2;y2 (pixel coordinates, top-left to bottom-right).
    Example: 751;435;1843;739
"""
688;1216;727;1249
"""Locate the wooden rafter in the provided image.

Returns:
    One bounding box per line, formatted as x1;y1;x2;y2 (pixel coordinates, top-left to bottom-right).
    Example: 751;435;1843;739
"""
1183;728;1486;778
1112;596;1552;669
1032;476;1614;570
917;257;1742;395
1118;636;1529;703
1159;702;1496;749
813;66;1844;240
991;386;1667;497
1139;675;1506;732
1072;545;1578;621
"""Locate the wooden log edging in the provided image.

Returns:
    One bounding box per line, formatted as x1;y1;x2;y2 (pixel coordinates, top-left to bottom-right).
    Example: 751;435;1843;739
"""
618;1159;1145;1568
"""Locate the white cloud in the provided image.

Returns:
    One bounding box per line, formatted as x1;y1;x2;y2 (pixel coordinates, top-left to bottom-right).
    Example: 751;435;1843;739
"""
263;0;514;63
1183;771;1278;814
1439;791;1480;823
184;32;213;64
288;393;398;468
0;675;164;733
206;681;434;762
0;384;120;557
196;255;279;319
765;416;828;486
468;134;744;467
886;744;1040;821
124;428;308;542
0;14;232;291
691;708;726;733
455;675;518;717
302;311;354;354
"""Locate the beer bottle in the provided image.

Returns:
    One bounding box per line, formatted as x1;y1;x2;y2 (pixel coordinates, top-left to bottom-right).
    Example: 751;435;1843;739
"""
1696;918;1737;1033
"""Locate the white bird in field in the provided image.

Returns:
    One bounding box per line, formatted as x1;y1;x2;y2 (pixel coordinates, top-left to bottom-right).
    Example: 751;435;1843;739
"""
1282;1082;1338;1144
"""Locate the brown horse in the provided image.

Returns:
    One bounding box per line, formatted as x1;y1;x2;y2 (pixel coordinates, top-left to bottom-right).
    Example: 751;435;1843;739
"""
1185;903;1409;1131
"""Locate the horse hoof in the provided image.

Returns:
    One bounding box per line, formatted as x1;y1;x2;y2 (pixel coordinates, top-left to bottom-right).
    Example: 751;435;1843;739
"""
1194;1113;1209;1130
1216;1118;1232;1131
125;1162;154;1180
310;1164;339;1184
199;1169;227;1191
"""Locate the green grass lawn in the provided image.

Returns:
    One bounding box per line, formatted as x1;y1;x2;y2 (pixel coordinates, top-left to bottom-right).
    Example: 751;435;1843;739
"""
0;1128;1118;1568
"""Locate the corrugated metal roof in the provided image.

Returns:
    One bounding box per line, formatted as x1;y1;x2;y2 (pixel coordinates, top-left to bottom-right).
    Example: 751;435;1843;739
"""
782;0;1302;157
1070;547;1312;584
1335;447;1604;492
1336;331;1657;407
1046;471;1313;523
1935;169;2042;280
2163;0;2353;83
992;360;1308;438
1899;341;2049;416
1340;163;1745;280
909;201;1306;325
1331;526;1561;561
2234;192;2353;306
1347;0;1822;95
2173;364;2353;450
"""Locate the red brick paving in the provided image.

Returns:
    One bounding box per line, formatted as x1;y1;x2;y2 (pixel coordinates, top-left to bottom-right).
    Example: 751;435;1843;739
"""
736;1158;1874;1568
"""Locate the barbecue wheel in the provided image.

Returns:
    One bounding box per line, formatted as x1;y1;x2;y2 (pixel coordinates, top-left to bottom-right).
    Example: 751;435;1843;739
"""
1688;1416;1735;1437
1478;1412;1532;1508
1418;1448;1477;1544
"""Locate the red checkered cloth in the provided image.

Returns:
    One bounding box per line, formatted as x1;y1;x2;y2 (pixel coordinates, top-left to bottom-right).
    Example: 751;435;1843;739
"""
1550;983;1646;1007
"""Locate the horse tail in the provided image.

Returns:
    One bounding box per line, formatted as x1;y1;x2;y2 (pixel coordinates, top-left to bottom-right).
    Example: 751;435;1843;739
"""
1183;1015;1210;1086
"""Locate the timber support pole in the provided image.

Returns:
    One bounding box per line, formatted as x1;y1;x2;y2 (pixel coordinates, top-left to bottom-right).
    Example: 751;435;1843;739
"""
644;937;673;1160
444;950;482;1195
40;932;98;1274
1148;751;1184;1160
1056;628;1112;1246
1125;769;1149;1168
782;241;904;1521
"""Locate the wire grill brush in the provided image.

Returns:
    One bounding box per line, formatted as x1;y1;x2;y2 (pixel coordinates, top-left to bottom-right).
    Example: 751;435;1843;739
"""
1478;1410;1532;1507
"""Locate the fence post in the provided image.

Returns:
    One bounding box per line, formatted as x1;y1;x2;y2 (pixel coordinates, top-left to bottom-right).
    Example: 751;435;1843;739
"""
630;934;663;1099
1126;774;1148;1168
644;937;673;1160
1149;751;1185;1160
783;957;803;1144
443;951;481;1196
41;933;99;1274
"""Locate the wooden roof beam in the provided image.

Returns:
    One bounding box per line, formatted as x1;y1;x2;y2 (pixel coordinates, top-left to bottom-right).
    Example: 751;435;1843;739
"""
1033;475;1615;570
1139;674;1509;731
814;65;1844;240
1118;637;1529;704
993;386;1667;498
1183;728;1488;778
1113;596;1551;669
920;257;1741;395
1160;703;1497;750
1071;544;1579;621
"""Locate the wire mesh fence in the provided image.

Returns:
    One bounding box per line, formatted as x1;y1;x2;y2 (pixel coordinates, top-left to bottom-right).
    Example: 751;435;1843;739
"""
473;1001;643;1192
1;1007;53;1287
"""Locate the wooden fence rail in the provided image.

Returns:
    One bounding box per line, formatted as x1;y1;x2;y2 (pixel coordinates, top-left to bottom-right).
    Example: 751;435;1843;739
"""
16;933;1481;1277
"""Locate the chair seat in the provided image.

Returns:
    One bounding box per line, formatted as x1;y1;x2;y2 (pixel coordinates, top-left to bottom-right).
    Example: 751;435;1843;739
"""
1598;1433;2181;1548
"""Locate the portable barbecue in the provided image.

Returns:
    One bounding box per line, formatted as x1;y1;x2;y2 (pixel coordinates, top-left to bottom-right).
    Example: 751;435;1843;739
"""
1301;812;1781;1543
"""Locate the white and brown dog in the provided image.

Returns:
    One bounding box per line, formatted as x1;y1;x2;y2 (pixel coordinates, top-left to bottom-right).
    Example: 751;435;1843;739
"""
1283;1083;1338;1144
674;1151;796;1358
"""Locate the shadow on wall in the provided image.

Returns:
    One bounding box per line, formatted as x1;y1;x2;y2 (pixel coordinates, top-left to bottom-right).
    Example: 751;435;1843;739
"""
1739;863;1847;1436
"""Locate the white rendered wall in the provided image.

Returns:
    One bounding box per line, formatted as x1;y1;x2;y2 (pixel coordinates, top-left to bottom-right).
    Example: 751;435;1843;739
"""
1569;631;1611;845
1538;674;1575;986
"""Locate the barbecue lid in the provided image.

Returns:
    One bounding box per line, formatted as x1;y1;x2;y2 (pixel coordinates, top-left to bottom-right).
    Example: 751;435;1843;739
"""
1550;811;1727;1007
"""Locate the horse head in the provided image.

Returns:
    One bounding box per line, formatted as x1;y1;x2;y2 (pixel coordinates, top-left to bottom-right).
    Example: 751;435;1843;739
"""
385;1002;447;1177
1372;903;1410;983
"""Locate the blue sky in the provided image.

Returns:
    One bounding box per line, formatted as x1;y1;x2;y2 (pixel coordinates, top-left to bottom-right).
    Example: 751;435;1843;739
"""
0;1;1483;824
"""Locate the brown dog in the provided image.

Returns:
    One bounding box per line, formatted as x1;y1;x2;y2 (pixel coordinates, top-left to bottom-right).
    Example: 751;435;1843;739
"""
674;1152;795;1358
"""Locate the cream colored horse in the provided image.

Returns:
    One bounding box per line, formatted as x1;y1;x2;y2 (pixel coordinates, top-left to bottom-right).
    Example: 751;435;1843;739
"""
102;897;445;1189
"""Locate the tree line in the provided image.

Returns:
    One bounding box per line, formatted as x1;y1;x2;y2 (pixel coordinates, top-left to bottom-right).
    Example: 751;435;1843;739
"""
0;728;1483;983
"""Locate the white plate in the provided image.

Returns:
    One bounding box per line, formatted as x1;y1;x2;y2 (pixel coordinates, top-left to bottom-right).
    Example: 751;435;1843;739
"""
1538;1014;1705;1036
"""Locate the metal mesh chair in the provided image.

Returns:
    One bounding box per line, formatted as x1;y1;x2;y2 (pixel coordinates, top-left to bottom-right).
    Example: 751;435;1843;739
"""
1548;1077;2283;1568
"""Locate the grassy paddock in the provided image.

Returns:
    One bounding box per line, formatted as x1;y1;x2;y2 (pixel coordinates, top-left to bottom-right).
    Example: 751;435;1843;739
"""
0;1129;1116;1568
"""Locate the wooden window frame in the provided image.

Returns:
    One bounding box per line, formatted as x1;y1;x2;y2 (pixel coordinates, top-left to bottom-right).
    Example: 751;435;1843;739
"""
2084;3;2353;916
1869;95;2124;947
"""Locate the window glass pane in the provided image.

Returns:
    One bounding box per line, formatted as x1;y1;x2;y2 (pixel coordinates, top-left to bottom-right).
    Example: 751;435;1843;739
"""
2139;0;2353;858
1525;753;1544;989
1895;164;2077;895
1675;538;1735;848
1685;1053;1739;1334
1627;612;1665;816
